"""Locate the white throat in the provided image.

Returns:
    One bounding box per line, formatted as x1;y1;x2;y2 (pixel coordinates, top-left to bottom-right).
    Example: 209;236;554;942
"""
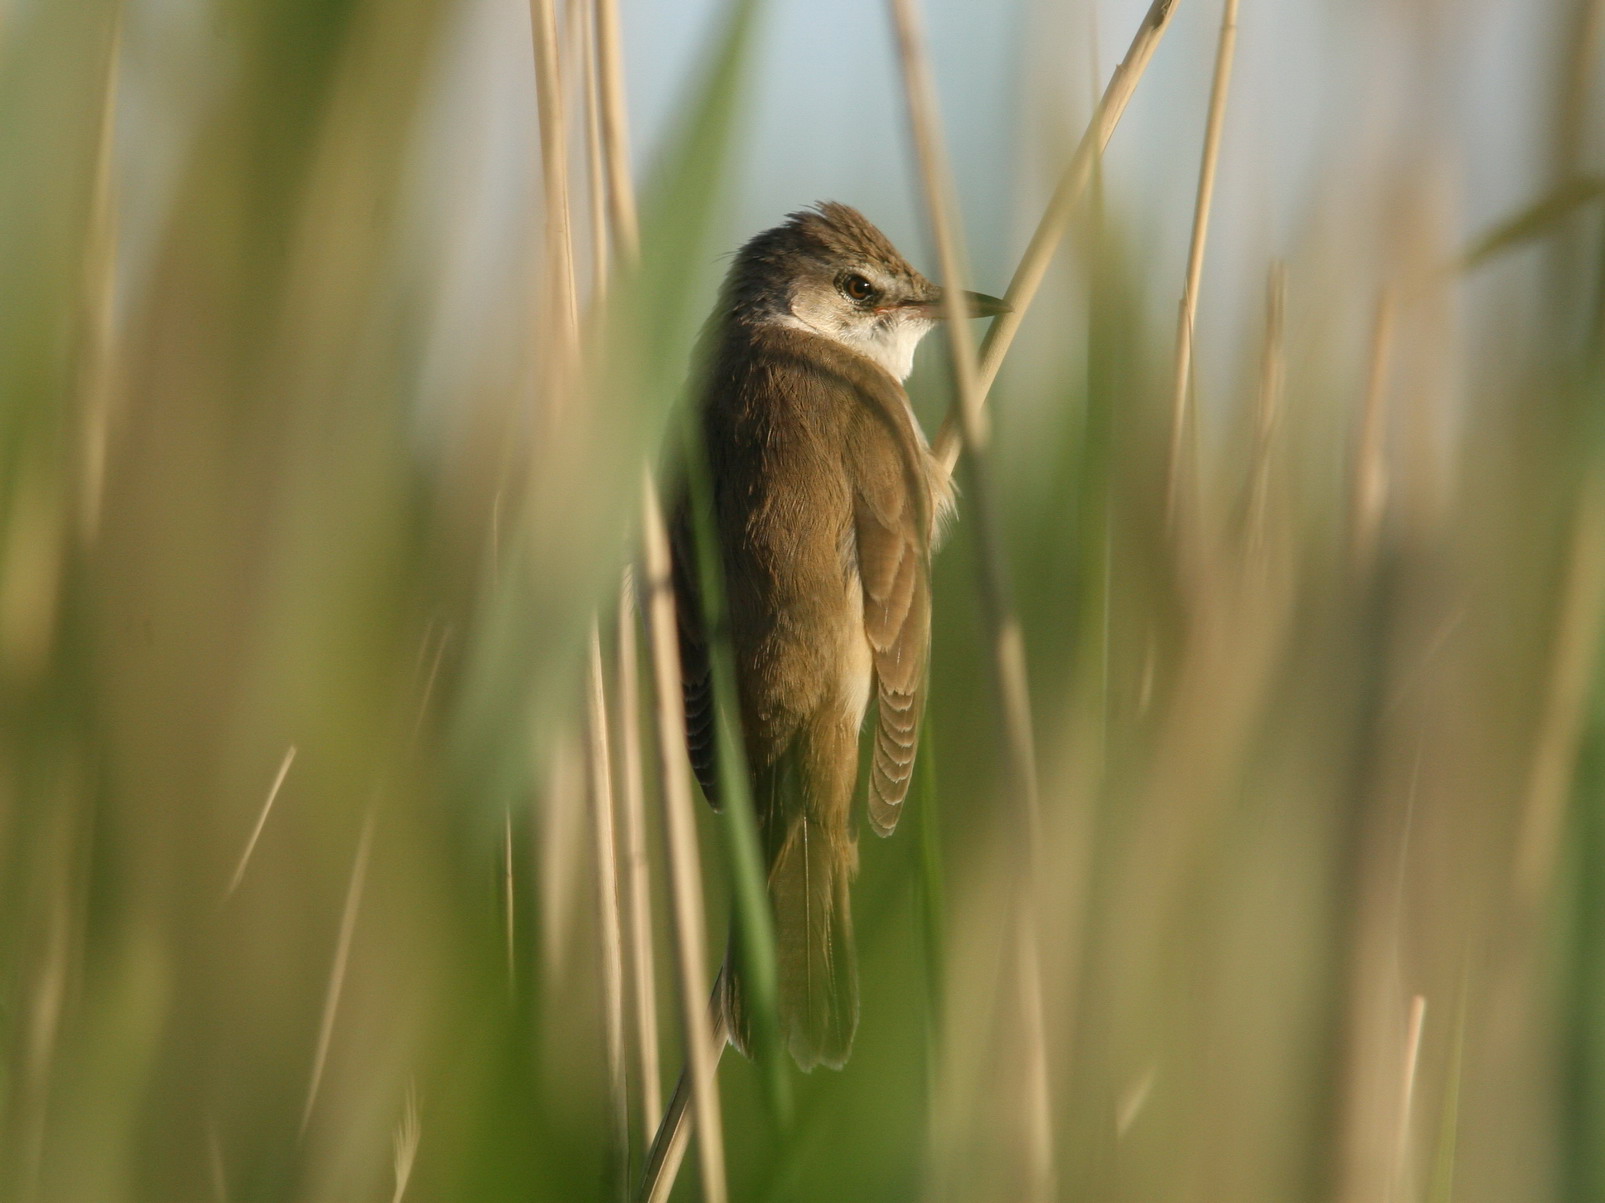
772;311;934;382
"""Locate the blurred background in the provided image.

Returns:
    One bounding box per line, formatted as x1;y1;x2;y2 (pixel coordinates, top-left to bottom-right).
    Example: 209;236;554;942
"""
1;0;1603;1199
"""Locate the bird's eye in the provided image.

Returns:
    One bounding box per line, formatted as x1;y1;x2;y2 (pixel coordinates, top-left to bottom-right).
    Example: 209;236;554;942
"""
843;274;877;303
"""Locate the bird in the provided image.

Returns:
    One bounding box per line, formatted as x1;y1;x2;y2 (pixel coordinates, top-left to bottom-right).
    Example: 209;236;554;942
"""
670;201;1008;1071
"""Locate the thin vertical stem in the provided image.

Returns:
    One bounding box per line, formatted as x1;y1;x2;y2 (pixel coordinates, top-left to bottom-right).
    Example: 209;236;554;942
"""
580;0;609;290
639;475;726;1203
1391;995;1428;1203
932;0;1187;476
617;577;663;1135
1515;473;1605;902
1246;262;1286;563
529;0;579;342
301;803;377;1135
580;0;660;1144
588;624;630;1198
1351;290;1396;572
1164;0;1240;529
594;0;639;263
224;746;297;899
886;0;1054;1197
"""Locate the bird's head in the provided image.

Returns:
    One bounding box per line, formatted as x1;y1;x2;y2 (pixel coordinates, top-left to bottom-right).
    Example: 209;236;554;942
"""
724;201;1008;381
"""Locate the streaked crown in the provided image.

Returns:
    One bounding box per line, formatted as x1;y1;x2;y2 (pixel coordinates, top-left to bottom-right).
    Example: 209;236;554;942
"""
719;202;943;381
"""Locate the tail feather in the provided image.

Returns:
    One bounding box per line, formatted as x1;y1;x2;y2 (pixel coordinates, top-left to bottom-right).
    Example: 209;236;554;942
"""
723;816;858;1072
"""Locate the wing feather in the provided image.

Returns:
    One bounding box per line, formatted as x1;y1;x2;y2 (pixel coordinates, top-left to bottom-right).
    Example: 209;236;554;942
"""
845;373;934;839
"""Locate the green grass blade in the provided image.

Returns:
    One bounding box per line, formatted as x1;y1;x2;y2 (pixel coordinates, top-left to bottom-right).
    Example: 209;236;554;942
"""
678;410;792;1127
1459;177;1605;271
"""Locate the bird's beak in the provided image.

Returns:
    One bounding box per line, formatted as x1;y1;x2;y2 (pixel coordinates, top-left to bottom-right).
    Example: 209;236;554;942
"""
908;289;1012;319
961;289;1012;318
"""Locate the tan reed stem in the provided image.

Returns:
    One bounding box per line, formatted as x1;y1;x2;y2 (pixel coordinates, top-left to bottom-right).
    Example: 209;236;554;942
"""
301;802;377;1134
1350;290;1396;571
588;623;631;1197
639;475;727;1203
580;0;609;289
529;0;579;341
225;746;297;899
1391;994;1428;1203
617;577;664;1133
932;0;1187;476
638;994;728;1203
577;0;661;1144
594;0;639;262
886;0;1055;1196
389;1082;421;1203
1164;0;1240;529
1515;472;1605;901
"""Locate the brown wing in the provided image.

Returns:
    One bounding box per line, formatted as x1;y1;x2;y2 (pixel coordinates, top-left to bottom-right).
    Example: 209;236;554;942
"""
847;380;933;839
668;490;721;810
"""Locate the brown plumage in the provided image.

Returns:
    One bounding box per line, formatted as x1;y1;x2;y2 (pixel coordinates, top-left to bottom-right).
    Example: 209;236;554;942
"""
671;202;1004;1070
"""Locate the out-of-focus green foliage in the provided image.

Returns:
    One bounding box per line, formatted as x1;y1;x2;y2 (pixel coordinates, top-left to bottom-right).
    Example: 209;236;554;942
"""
1;0;1603;1201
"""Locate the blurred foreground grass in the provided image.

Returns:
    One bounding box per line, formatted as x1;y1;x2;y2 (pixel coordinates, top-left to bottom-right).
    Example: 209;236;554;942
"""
2;0;1605;1200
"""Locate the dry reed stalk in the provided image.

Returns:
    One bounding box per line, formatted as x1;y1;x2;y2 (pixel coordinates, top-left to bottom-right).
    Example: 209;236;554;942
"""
932;0;1187;476
1391;994;1428;1203
593;0;638;261
538;736;585;976
529;0;579;342
390;1083;421;1203
1514;473;1605;901
208;1121;229;1202
617;577;663;1132
886;0;1054;1196
1350;290;1396;571
639;997;729;1203
1164;0;1240;530
639;475;727;1203
574;0;661;1157
224;745;297;898
300;801;377;1134
1245;262;1286;563
586;0;662;1151
579;0;609;289
587;624;631;1196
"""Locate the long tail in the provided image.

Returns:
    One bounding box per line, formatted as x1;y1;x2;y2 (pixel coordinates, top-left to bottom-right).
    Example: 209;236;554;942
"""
723;810;858;1072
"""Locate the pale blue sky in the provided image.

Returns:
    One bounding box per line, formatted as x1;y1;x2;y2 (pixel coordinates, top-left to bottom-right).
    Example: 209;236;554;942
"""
107;0;1588;436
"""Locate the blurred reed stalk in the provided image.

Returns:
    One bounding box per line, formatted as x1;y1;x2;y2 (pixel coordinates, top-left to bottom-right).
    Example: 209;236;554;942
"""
1350;290;1397;572
616;577;663;1136
931;0;1185;477
579;0;608;287
301;801;377;1135
585;0;663;1142
593;0;638;262
587;625;630;1197
638;478;727;1203
529;0;577;342
389;1082;421;1203
1514;473;1605;903
1163;0;1239;534
1391;993;1427;1202
1244;262;1286;564
224;745;298;899
886;0;1054;1198
578;0;665;1167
